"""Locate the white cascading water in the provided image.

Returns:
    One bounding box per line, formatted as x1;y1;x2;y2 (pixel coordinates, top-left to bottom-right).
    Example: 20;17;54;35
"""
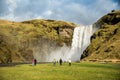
69;25;93;61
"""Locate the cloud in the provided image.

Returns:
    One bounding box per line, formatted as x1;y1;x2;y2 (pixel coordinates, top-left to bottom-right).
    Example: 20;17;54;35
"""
0;0;119;25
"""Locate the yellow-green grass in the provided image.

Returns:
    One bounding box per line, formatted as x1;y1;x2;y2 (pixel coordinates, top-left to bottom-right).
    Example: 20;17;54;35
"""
0;62;120;80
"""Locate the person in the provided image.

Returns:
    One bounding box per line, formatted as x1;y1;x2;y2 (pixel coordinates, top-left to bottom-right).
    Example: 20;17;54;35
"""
68;58;71;66
59;58;63;66
53;58;56;66
32;59;35;66
34;59;37;66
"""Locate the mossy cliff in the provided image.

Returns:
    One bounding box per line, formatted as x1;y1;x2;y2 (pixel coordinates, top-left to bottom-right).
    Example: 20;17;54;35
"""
81;10;120;62
0;19;76;63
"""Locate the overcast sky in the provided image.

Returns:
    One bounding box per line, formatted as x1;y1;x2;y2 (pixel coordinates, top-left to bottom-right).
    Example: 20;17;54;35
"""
0;0;119;25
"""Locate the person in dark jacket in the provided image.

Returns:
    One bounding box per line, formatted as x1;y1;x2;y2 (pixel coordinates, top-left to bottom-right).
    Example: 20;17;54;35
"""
59;58;63;66
34;59;37;66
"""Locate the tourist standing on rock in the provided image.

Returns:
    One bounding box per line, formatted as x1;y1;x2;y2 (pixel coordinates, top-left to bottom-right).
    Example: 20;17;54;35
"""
59;58;63;66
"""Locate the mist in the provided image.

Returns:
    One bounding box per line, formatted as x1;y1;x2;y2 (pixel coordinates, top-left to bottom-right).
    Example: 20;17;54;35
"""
32;43;71;62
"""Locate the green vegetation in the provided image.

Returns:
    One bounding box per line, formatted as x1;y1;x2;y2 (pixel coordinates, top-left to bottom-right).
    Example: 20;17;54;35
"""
82;10;120;62
0;62;120;80
0;19;76;63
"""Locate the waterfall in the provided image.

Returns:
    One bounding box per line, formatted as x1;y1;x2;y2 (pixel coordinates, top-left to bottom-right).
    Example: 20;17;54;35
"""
34;25;94;62
70;25;93;61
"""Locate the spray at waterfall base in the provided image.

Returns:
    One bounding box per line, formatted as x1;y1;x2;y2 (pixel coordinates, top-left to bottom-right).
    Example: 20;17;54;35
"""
34;25;94;62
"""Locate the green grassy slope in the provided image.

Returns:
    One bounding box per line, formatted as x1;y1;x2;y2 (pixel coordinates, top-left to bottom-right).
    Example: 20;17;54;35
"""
0;19;76;63
81;10;120;62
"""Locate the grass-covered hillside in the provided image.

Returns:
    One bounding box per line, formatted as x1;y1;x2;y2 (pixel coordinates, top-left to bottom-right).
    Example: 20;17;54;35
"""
81;10;120;62
0;19;76;63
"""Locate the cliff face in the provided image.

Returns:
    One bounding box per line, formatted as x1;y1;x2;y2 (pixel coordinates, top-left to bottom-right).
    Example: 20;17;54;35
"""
0;19;76;63
81;10;120;62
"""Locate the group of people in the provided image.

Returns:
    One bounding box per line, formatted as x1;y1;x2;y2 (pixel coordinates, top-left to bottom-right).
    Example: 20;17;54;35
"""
32;58;71;66
53;58;71;66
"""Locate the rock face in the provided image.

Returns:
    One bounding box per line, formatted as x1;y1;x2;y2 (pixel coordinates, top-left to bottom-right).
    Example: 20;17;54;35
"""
0;19;76;63
81;10;120;62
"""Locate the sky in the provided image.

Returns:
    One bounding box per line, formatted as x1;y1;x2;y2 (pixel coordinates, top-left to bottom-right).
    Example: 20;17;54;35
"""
0;0;119;25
